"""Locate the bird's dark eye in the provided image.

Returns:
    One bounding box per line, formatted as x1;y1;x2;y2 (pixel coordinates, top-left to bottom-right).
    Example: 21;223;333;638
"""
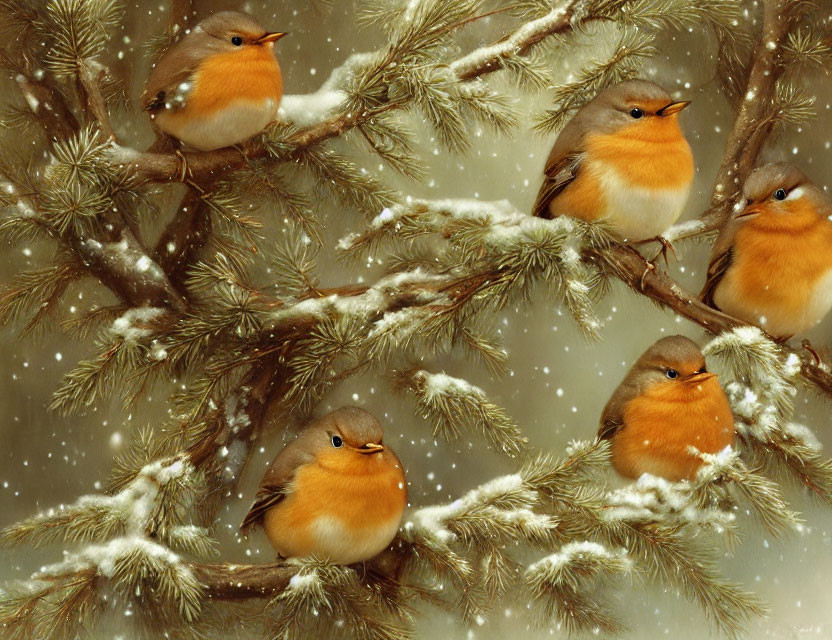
696;366;707;374
773;188;787;201
331;435;343;448
630;108;644;119
666;369;679;379
231;36;243;46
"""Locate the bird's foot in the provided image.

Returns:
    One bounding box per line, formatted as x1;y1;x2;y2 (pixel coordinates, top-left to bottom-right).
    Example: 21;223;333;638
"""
639;260;655;290
802;339;822;366
174;148;193;184
638;235;676;266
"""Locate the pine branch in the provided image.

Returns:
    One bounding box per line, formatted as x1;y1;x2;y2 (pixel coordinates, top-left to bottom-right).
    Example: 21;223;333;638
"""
391;367;527;457
77;58;116;140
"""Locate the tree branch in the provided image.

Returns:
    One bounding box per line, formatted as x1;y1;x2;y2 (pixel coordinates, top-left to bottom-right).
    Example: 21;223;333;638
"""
77;59;116;141
14;56;78;141
169;0;194;31
152;190;213;296
9;57;187;314
670;0;798;241
191;561;296;601
451;6;575;80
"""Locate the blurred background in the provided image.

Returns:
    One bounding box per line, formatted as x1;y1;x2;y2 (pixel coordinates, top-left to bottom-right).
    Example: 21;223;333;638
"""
0;1;830;638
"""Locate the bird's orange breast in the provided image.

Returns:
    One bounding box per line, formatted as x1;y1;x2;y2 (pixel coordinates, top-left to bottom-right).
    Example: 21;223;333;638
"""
551;115;693;224
263;450;407;562
187;45;283;114
718;206;832;334
613;377;735;481
587;115;694;189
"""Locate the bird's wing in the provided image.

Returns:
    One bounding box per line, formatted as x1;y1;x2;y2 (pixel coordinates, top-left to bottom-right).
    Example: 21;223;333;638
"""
239;441;314;535
531;152;583;219
598;379;639;441
142;42;204;112
699;218;741;308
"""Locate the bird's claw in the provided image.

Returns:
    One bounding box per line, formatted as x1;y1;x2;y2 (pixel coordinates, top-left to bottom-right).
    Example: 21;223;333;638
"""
174;148;193;184
649;236;676;266
640;260;655;290
802;339;822;366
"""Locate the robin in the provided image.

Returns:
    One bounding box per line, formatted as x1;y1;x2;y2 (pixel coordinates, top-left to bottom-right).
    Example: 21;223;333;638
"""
532;80;693;246
700;163;832;339
240;406;407;565
599;336;735;481
142;11;286;152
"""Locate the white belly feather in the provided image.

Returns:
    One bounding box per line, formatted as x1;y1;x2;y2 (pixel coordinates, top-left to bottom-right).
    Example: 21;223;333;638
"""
308;514;402;565
593;161;691;242
154;98;278;151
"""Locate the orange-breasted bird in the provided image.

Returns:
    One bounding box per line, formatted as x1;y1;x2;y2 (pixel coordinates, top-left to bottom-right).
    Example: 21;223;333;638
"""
599;336;735;481
700;163;832;339
142;11;286;152
241;406;407;564
532;79;694;243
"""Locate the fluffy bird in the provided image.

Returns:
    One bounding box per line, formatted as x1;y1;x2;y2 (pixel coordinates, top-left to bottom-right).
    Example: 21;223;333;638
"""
599;336;734;481
241;407;407;565
700;163;832;339
142;11;286;151
532;79;694;243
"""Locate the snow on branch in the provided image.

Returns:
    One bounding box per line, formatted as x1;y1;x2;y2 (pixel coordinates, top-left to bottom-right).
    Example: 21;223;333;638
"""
0;455;214;634
391;367;527;457
704;328;832;505
525;541;632;635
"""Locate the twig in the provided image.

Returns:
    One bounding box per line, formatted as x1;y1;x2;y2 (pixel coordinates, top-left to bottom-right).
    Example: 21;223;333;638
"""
77;59;116;141
169;0;194;31
153;190;213;296
451;6;575;80
14;57;78;140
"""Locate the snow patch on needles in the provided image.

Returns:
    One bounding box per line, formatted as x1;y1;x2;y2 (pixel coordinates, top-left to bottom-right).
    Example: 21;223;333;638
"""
278;52;374;127
422;372;482;402
527;541;630;575
28;455;204;593
404;473;548;545
286;568;320;592
662;219;707;243
110;307;165;343
450;8;568;77
269;269;447;328
38;535;188;580
692;445;738;483
605;473;735;530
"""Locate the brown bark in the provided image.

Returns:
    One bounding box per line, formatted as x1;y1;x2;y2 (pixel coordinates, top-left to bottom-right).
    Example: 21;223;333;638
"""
191;561;296;600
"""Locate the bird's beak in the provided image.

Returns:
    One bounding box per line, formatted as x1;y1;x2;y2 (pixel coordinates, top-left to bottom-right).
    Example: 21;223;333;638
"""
735;205;762;220
657;100;691;116
257;32;288;44
685;372;716;384
358;442;384;454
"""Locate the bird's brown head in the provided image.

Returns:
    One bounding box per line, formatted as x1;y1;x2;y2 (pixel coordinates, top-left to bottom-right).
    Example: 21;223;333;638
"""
583;79;691;139
736;163;829;231
194;11;287;51
630;335;715;389
299;406;392;475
